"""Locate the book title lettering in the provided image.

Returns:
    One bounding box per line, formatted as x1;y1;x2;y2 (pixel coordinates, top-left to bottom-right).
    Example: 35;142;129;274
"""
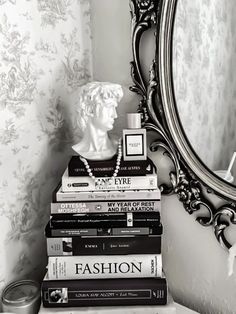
107;201;156;212
95;177;131;187
75;262;142;275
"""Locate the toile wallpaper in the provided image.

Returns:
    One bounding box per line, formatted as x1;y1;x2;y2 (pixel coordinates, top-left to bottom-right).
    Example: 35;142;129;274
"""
0;0;92;298
173;0;236;177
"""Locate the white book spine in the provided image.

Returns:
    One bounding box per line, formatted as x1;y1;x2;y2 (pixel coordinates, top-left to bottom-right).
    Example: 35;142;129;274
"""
51;200;161;214
62;171;158;192
56;188;161;202
47;254;162;280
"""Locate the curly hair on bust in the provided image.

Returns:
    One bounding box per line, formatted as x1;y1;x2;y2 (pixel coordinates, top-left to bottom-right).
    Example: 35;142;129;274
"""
76;81;123;133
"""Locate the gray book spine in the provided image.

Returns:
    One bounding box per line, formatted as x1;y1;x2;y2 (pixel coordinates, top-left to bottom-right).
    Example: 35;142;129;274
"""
51;200;161;214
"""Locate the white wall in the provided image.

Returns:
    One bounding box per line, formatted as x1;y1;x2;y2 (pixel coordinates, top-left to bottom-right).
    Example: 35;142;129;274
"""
90;0;138;137
90;1;236;313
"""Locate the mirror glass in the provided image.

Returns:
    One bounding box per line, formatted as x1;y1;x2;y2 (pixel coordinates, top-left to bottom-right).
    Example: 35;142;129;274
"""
172;0;236;184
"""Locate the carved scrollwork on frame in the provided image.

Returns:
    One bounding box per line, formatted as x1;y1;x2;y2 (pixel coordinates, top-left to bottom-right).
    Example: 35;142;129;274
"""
130;0;158;120
129;0;236;250
214;206;236;250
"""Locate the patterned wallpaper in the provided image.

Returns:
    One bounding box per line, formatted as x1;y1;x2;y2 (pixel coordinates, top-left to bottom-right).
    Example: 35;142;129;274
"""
0;0;92;295
173;0;236;176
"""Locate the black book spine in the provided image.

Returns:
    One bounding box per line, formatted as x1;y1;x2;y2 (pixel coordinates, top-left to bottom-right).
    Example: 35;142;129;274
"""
49;212;161;229
42;277;167;307
46;235;162;256
45;222;163;237
68;156;156;177
51;212;160;221
49;219;160;229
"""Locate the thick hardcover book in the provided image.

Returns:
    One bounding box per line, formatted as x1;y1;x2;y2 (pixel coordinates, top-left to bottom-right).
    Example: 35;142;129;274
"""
42;276;167;307
45;222;163;237
68;155;156;177
61;169;157;192
53;183;161;202
49;212;160;228
51;200;161;214
46;235;162;256
47;254;162;280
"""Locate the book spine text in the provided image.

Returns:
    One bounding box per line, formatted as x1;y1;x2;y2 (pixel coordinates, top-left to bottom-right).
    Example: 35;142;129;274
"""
62;174;157;192
46;235;162;256
42;277;167;307
51;200;161;214
47;254;162;280
55;189;161;202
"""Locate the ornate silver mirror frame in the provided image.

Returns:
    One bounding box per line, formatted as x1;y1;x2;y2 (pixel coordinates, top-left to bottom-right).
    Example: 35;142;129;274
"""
130;0;236;250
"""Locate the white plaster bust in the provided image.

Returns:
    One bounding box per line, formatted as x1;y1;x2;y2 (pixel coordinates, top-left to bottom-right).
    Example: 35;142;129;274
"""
72;81;123;160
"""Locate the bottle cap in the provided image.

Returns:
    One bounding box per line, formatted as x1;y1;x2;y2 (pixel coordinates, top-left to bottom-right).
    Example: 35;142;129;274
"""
127;113;141;129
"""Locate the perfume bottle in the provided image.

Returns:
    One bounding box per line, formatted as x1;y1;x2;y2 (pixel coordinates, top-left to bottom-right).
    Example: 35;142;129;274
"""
123;113;147;161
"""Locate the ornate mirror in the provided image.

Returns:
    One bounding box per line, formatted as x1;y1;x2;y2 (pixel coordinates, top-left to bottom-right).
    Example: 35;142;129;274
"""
130;0;236;249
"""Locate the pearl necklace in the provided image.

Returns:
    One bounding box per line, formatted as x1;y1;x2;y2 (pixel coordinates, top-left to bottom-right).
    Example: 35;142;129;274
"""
79;139;122;180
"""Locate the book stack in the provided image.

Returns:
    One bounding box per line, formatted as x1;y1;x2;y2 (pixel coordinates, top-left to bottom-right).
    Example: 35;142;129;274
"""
41;155;168;309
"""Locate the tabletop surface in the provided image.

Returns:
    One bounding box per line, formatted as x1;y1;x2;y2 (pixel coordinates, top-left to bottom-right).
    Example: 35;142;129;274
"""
175;302;199;314
38;301;199;314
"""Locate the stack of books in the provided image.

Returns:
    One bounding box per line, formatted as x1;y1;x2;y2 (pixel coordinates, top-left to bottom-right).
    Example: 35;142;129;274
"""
41;155;168;309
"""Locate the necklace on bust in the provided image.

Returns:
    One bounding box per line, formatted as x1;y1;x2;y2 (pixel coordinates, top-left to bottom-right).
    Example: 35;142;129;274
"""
79;139;122;180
